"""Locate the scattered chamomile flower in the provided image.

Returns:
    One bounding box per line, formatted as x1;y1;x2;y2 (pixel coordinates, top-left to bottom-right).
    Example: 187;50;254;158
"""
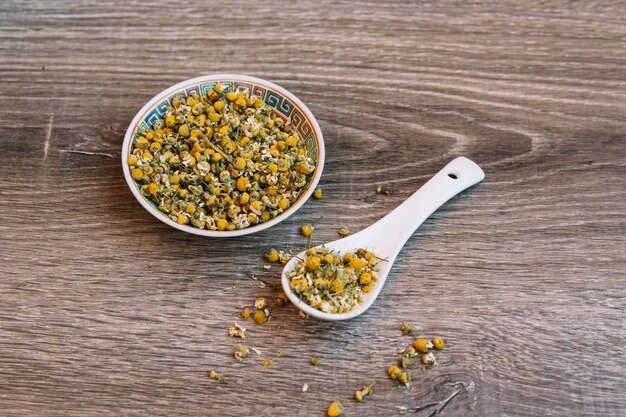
265;248;279;262
240;308;251;319
207;369;226;383
274;293;288;306
254;297;266;309
233;345;249;362
266;248;280;263
310;357;319;366
398;372;411;386
421;352;436;366
432;337;445;350
401;357;416;368
253;310;267;324
403;346;417;358
300;223;314;236
400;321;416;336
260;359;274;368
375;186;393;195
326;401;344;417
387;365;402;380
388;364;411;387
259;352;282;368
354;382;375;401
278;250;292;265
413;338;433;353
313;188;322;199
338;227;349;237
227;323;246;339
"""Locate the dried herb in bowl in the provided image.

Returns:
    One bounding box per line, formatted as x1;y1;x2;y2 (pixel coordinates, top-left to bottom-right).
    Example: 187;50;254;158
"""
127;83;317;231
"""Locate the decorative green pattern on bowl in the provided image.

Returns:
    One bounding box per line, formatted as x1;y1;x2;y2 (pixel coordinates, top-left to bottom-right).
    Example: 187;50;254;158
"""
133;80;318;161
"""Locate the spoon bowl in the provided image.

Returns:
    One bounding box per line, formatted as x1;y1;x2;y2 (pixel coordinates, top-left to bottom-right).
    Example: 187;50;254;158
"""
281;157;485;320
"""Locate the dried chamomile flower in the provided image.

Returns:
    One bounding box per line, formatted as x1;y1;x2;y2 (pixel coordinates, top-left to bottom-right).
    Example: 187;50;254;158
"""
274;293;288;306
300;224;314;236
354;382;375;401
413;338;433;353
387;365;402;379
421;352;436;366
338;227;349;237
253;310;268;324
228;322;246;339
375;186;393;195
260;353;281;368
266;248;280;263
286;246;380;314
208;369;227;383
400;321;415;336
401;357;416;369
432;337;446;350
310;357;319;366
313;188;322;199
233;345;249;362
402;346;417;358
388;364;411;387
398;372;411;386
254;297;267;309
326;401;344;417
278;250;292;265
240;308;251;319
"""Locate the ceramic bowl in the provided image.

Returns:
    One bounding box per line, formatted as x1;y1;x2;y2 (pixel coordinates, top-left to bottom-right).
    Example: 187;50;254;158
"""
121;74;325;237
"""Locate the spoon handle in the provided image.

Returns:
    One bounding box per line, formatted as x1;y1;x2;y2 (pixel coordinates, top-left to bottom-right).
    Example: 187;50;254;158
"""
365;157;484;258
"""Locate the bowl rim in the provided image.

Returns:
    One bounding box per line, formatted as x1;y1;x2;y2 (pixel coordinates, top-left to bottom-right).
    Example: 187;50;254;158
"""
121;73;325;237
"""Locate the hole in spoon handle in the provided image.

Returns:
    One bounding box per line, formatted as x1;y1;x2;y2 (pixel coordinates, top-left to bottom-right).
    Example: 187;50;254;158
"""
406;156;485;222
442;157;485;188
367;157;485;256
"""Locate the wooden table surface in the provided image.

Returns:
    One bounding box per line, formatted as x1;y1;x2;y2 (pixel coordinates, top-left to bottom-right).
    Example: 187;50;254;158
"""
1;1;625;416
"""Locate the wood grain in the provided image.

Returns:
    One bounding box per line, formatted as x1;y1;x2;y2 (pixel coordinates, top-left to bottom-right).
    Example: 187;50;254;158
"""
1;1;625;416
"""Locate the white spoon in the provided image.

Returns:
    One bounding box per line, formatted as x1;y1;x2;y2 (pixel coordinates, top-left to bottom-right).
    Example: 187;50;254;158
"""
281;157;485;321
